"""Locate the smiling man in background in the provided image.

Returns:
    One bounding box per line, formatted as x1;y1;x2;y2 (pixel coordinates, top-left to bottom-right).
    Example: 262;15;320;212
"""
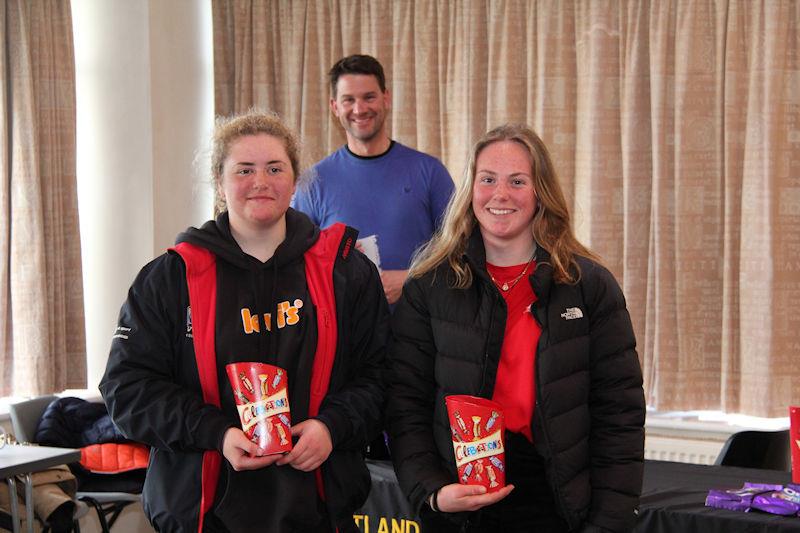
293;54;453;306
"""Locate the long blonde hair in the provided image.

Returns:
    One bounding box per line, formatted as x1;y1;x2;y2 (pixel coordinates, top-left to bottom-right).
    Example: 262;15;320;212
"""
409;124;598;287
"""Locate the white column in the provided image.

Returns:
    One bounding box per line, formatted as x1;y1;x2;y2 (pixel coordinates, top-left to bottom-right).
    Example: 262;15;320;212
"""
149;0;215;252
72;0;213;391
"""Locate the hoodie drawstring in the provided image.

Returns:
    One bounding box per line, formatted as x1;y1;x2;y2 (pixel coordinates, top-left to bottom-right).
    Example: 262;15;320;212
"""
268;259;280;359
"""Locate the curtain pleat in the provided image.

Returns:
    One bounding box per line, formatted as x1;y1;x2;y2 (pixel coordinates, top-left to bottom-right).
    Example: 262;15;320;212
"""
0;1;11;391
619;0;652;412
1;0;85;396
213;0;800;417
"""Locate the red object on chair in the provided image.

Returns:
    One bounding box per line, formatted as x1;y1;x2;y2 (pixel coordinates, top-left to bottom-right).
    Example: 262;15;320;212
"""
80;443;149;474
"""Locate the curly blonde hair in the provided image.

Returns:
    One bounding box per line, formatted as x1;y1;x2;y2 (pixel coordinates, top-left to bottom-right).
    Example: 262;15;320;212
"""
211;110;302;213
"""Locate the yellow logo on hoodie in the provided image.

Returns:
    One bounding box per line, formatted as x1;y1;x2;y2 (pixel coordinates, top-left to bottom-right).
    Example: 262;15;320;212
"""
241;299;304;333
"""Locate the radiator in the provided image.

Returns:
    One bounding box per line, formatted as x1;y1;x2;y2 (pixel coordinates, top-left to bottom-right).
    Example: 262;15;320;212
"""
644;435;724;465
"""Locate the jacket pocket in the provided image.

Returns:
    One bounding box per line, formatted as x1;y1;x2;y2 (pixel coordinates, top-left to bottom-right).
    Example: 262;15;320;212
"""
143;448;204;533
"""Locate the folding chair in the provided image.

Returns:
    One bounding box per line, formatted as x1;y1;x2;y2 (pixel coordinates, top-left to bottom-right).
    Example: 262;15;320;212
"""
9;397;142;533
6;395;83;532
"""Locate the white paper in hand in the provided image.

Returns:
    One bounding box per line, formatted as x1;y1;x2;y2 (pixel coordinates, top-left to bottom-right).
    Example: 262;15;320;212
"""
356;234;381;271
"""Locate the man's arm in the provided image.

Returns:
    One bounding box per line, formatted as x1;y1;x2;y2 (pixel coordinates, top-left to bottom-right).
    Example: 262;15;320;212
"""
380;269;407;305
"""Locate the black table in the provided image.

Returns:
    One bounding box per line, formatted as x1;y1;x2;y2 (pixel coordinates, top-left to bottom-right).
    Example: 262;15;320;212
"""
358;459;800;532
638;460;800;532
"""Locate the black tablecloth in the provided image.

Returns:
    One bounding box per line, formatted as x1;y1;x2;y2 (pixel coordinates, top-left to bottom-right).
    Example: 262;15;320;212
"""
358;459;800;532
638;460;800;532
356;460;420;532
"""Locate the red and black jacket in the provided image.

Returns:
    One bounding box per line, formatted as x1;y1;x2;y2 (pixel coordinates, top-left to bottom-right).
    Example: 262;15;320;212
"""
101;210;389;533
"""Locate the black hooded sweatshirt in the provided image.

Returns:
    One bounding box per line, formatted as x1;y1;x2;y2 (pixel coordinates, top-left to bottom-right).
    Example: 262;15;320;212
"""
101;209;389;533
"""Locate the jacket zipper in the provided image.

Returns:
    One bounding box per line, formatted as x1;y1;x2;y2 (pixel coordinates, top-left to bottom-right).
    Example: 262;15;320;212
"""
479;289;498;396
314;308;332;394
531;298;574;529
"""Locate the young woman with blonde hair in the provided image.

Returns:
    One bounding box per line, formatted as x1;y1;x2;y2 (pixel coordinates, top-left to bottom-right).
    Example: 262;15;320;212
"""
388;124;644;532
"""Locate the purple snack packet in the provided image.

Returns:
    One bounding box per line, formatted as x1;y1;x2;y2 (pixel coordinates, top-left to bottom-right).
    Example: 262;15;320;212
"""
705;482;783;512
751;484;800;516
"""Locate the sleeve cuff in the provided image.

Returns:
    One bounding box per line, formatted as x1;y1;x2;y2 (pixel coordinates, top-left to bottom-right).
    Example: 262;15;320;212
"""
315;409;353;448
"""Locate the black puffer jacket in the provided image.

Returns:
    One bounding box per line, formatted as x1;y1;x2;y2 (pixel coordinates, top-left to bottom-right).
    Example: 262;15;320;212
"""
387;232;645;532
35;397;126;448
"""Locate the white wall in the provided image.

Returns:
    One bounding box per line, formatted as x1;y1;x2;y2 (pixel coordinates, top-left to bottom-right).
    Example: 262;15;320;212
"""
72;0;214;391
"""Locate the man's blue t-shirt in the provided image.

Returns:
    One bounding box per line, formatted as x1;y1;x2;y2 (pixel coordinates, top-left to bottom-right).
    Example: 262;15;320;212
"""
292;142;454;270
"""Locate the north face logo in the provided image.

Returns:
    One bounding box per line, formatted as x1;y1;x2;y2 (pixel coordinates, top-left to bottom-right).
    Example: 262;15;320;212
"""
560;307;584;320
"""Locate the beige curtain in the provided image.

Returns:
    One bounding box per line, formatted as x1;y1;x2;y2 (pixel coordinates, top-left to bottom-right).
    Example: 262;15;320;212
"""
214;0;800;417
1;0;86;396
